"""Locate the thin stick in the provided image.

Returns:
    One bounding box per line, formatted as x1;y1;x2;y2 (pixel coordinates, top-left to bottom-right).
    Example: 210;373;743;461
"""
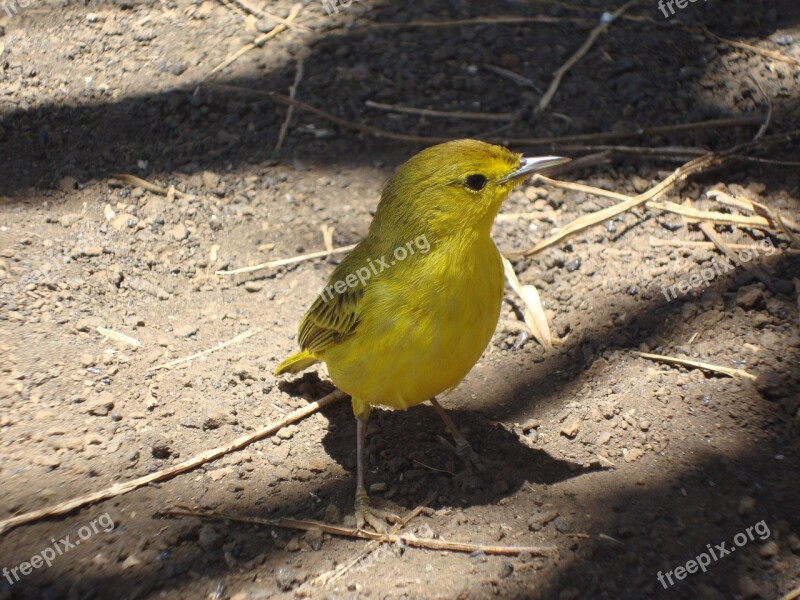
707;189;799;232
226;0;311;31
750;75;773;141
514;129;800;257
483;64;543;92
538;175;630;202
219;0;248;19
161;507;555;556
275;56;305;153
207;83;764;147
732;155;800;167
149;328;261;372
535;0;640;113
635;351;756;381
365;100;515;122
0;389;349;536
776;213;800;248
697;220;775;292
780;586;800;600
703;28;800;67
516;153;712;257
206;3;302;79
111;173;189;198
559;145;708;157
355;15;593;31
646;200;773;229
539;171;795;233
96;326;140;347
649;237;800;255
507;116;764;146
215;244;357;276
316;492;438;586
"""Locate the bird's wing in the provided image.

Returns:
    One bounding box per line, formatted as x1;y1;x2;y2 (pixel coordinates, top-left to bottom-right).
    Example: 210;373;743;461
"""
297;273;365;355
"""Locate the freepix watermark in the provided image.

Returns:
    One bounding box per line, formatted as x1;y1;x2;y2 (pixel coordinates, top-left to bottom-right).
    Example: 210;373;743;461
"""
656;520;771;589
320;234;430;303
661;238;776;302
2;513;115;586
1;0;31;18
657;0;707;19
320;0;362;17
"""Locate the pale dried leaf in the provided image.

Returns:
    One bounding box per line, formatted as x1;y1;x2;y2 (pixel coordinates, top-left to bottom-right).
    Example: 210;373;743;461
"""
96;326;141;347
502;258;553;351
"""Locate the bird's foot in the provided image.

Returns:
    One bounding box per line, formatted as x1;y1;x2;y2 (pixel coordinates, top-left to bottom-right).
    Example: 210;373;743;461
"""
455;438;488;473
438;435;488;473
354;491;400;533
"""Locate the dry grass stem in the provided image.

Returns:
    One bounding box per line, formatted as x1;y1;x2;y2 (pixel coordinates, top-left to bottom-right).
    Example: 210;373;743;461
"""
315;493;437;585
648;237;800;255
111;174;189;198
0;390;349;535
207;3;302;79
205;83;763;147
275;56;306;153
535;0;640;113
149;328;261;372
96;326;140;347
215;244;357;276
635;352;757;381
161;507;556;556
365;100;515;122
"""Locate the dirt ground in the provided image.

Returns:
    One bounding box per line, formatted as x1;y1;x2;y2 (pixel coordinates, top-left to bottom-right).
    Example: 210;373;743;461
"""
1;0;799;598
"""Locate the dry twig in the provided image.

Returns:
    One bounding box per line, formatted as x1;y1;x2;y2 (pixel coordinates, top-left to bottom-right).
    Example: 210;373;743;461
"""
780;586;800;600
149;328;261;372
483;64;543;92
111;174;188;198
749;75;773;141
511;129;800;257
224;0;311;31
647;200;773;229
635;352;756;381
703;28;800;67
315;493;437;585
365;100;515;122
535;0;640;113
0;390;349;535
649;237;800;255
215;244;357;276
96;327;140;347
161;506;556;556
207;3;302;79
355;15;593;31
696;219;775;292
204;83;762;147
275;56;306;153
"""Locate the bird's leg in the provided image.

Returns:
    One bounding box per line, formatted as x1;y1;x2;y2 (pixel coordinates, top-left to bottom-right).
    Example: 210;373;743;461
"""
430;397;486;472
354;412;400;532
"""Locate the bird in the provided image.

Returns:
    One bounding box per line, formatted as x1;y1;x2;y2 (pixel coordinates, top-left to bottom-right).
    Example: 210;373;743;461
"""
275;139;569;530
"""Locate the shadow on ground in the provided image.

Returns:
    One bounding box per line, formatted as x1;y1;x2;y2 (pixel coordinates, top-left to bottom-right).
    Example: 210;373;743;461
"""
0;0;798;598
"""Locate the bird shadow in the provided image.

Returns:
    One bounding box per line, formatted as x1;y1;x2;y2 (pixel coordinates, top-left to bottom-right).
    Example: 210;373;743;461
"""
280;372;595;516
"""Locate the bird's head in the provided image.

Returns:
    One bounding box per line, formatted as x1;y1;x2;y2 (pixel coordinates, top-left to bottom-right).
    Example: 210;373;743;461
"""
375;139;569;240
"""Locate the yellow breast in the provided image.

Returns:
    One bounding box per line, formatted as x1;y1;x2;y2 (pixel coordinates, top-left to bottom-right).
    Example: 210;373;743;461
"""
322;237;504;415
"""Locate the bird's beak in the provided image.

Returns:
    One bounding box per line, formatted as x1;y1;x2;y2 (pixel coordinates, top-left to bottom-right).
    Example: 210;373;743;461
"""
499;156;571;183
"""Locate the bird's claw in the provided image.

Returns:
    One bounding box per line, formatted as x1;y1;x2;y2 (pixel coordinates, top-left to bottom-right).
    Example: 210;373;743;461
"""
438;435;488;473
355;492;400;533
455;438;488;473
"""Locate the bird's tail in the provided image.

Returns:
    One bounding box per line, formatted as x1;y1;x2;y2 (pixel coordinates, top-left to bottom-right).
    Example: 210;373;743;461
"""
274;349;319;375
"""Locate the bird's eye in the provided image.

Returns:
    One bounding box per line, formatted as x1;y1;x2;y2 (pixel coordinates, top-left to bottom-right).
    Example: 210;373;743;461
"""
464;174;487;191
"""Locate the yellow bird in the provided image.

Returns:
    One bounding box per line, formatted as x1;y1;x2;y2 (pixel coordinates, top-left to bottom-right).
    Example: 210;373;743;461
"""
276;139;568;530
